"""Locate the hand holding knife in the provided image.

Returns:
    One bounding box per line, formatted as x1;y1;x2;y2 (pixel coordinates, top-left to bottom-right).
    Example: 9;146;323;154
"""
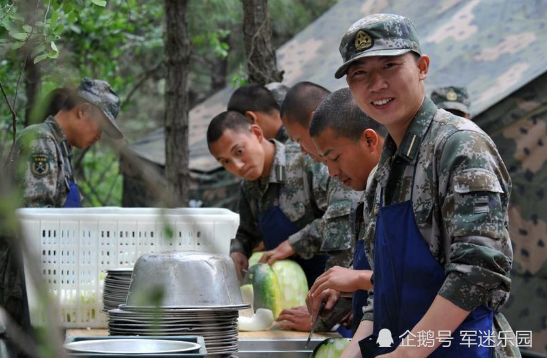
305;301;326;349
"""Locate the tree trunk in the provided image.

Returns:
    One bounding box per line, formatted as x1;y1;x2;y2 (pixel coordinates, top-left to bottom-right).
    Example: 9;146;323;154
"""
164;0;191;207
210;53;228;92
241;0;283;85
24;56;41;127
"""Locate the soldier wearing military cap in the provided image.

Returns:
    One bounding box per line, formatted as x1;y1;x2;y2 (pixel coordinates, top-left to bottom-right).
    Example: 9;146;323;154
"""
430;86;471;119
2;78;122;341
330;14;519;358
10;78;123;208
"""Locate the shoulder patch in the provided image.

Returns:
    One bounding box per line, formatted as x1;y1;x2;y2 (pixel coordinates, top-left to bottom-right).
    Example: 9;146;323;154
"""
30;151;52;177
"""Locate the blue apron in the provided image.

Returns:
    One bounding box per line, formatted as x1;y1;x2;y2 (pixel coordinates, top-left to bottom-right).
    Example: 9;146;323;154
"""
258;206;327;289
60;139;82;208
351;238;371;334
64;181;82;208
358;165;493;357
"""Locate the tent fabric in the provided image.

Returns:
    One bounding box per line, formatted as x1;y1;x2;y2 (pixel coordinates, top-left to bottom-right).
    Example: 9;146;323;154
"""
123;1;547;352
473;71;547;354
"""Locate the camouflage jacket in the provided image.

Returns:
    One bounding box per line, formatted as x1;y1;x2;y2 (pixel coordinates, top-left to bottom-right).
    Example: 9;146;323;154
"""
361;97;518;356
321;177;360;269
275;125;290;144
10;116;76;207
231;139;358;269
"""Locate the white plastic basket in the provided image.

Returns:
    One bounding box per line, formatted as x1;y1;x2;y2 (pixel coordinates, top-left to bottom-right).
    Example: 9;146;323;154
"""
16;207;239;328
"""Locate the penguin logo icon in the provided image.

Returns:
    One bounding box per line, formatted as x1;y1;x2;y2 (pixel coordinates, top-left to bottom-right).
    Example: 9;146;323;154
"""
377;328;394;347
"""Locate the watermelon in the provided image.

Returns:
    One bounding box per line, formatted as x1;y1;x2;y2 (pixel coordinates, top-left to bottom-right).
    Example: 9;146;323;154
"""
248;251;263;268
312;338;351;358
248;252;309;311
244;263;282;318
272;260;308;309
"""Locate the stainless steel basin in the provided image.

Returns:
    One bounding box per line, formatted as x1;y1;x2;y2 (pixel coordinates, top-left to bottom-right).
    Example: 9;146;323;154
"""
127;251;247;308
237;338;323;358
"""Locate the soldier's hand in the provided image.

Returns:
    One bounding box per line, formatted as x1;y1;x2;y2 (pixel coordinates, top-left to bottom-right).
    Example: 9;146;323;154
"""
258;240;295;266
309;266;372;298
339;310;353;329
306;288;340;319
230;252;248;283
276;306;312;331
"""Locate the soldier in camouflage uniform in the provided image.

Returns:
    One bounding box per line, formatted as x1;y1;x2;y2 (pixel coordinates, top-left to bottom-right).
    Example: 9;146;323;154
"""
207;111;355;331
430;86;471;119
227;83;289;143
1;78;122;341
10;78;122;208
281;82;362;271
306;87;386;335
330;14;520;358
275;82;362;334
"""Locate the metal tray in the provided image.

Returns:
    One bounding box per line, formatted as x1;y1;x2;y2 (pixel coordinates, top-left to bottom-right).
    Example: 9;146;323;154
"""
236;338;323;358
64;336;218;357
65;339;201;354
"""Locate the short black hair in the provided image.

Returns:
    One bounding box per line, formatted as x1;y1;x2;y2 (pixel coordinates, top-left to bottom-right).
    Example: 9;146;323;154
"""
227;84;279;114
42;87;87;119
280;81;330;127
207;111;253;148
310;87;387;142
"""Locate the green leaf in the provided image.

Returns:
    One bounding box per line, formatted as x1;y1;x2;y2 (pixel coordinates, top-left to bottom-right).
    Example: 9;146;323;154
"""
9;32;28;41
53;23;65;35
23;25;33;33
10;41;26;50
8;13;24;22
63;2;73;13
32;44;47;57
47;49;59;59
91;0;107;6
34;53;49;64
50;11;59;29
68;12;78;23
50;41;58;52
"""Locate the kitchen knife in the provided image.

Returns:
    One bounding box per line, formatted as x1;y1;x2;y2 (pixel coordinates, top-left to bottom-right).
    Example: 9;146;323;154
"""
305;301;326;349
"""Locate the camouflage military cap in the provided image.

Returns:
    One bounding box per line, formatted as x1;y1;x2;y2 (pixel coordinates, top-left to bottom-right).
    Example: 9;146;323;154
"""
430;86;471;115
335;14;421;79
77;78;123;139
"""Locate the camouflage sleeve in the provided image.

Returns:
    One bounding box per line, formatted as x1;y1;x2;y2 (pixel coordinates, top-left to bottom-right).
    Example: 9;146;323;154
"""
320;180;359;258
437;130;513;312
315;296;353;332
15;133;61;208
288;160;330;259
361;288;374;322
231;185;261;258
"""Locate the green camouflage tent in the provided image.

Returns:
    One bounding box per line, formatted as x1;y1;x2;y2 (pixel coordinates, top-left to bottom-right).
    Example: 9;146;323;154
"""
122;1;547;352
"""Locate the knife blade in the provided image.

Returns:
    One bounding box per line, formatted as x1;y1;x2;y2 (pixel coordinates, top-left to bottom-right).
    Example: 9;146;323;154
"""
305;301;326;349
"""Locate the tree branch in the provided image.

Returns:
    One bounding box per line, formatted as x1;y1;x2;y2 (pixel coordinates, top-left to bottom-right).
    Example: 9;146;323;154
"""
0;3;14;22
122;59;165;108
0;79;19;164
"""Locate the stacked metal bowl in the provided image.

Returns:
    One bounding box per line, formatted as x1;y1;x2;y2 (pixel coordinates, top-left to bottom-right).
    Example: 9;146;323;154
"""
102;268;133;312
107;251;249;356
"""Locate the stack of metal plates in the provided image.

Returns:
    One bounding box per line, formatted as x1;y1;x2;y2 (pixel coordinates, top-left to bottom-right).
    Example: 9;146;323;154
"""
102;268;133;312
108;305;246;355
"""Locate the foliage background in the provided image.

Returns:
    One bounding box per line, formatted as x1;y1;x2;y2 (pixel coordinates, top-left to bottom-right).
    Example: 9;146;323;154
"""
0;0;338;206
